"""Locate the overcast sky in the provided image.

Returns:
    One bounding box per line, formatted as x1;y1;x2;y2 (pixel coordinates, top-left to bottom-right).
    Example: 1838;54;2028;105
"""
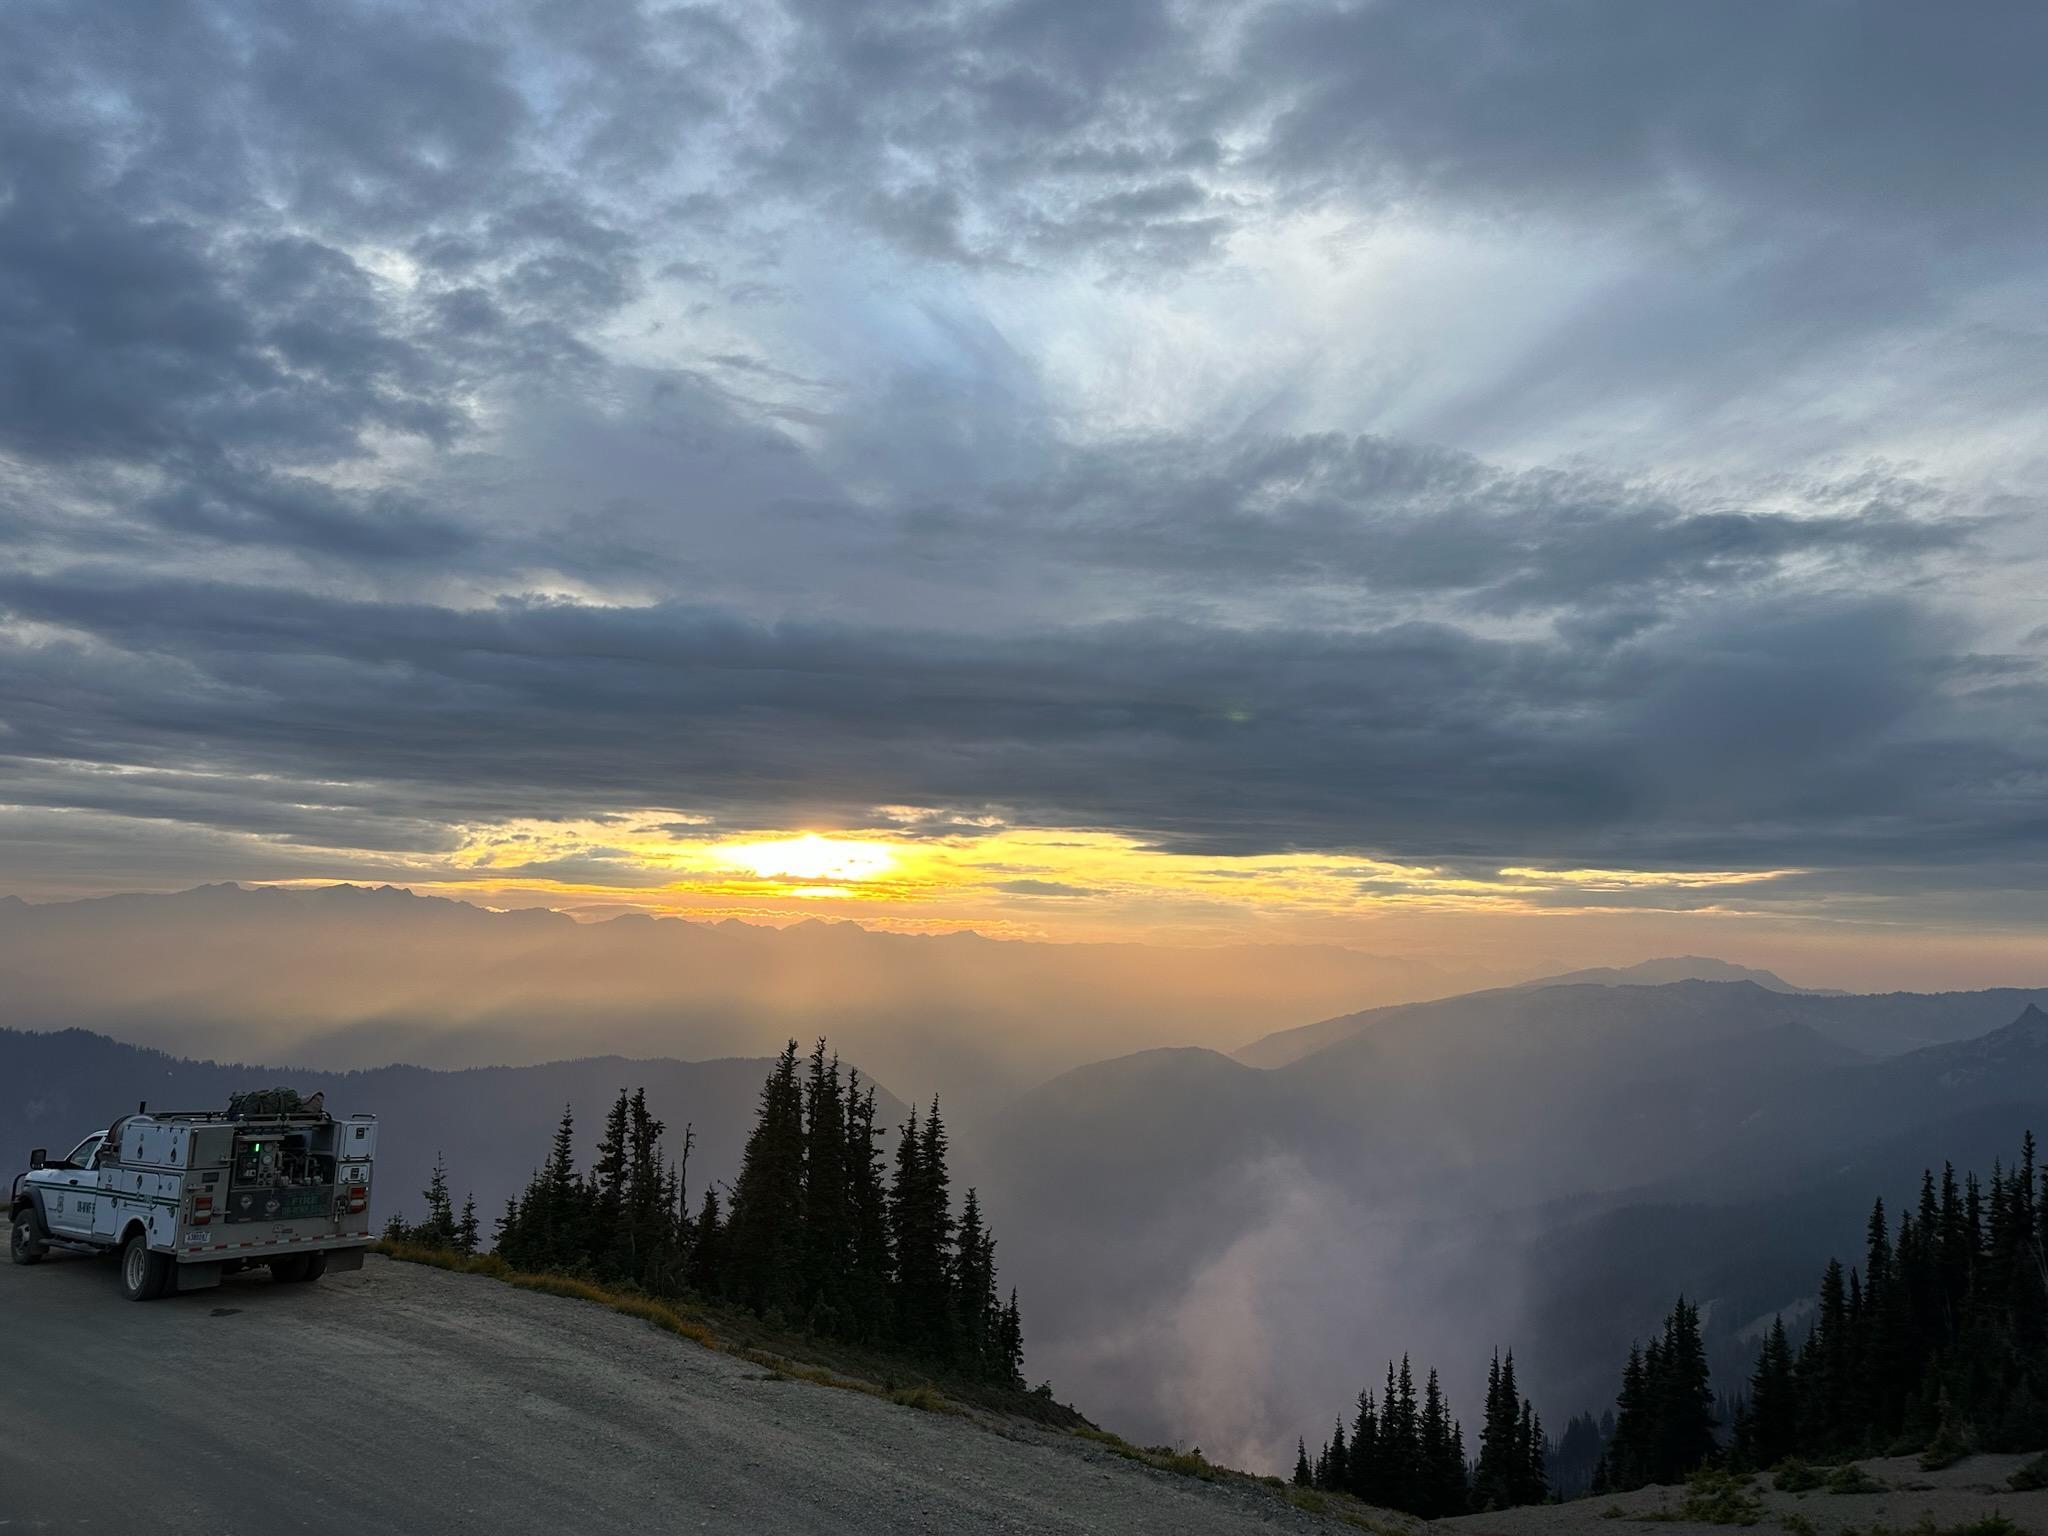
2;0;2044;976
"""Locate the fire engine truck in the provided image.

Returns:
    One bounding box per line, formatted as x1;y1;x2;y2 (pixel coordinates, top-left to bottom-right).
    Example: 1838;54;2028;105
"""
10;1099;376;1300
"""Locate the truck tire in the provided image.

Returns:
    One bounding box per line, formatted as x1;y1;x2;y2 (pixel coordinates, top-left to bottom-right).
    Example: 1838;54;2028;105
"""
10;1207;45;1265
119;1230;169;1301
301;1250;328;1282
268;1254;311;1283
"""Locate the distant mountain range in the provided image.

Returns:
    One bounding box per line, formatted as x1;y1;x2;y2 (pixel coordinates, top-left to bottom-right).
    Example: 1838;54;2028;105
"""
0;882;1463;1115
1233;967;2026;1069
1517;955;1838;995
0;1028;907;1235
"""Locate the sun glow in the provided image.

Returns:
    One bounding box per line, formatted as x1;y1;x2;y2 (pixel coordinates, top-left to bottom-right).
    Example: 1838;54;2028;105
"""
245;806;1817;944
714;834;899;884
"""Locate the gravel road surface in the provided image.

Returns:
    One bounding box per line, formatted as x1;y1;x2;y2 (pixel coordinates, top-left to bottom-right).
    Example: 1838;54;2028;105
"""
1;1251;1352;1534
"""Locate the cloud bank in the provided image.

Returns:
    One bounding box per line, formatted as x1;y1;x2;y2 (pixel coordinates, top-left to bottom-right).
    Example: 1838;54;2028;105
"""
1;0;2043;935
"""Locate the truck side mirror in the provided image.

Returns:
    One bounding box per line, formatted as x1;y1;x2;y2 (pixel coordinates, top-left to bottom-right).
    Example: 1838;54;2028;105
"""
27;1148;46;1170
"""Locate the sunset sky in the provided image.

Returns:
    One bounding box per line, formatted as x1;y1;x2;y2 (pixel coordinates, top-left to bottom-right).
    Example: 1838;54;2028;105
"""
2;1;2045;986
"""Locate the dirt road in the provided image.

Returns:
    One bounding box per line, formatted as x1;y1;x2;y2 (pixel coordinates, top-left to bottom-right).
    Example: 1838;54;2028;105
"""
0;1251;1348;1534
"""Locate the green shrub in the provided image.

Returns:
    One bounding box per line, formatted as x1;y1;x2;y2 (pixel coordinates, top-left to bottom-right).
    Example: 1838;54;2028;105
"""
887;1384;952;1413
2009;1451;2048;1492
1918;1427;1970;1472
1920;1396;1973;1471
1826;1462;1886;1495
1773;1459;1825;1493
1153;1448;1226;1482
1676;1468;1766;1526
1634;1470;1767;1525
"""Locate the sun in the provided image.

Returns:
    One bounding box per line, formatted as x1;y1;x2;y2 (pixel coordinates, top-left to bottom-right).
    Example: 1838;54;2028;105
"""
716;833;899;883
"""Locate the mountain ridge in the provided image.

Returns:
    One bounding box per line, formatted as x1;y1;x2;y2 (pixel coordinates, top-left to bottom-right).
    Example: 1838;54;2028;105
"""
1235;974;2048;1070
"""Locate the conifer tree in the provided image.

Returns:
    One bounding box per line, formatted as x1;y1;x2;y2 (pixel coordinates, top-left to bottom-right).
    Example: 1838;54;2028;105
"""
416;1149;457;1248
724;1041;806;1317
997;1288;1025;1387
1738;1315;1798;1470
842;1074;893;1341
1348;1389;1379;1502
1323;1420;1349;1492
455;1192;480;1257
1476;1349;1518;1508
687;1185;723;1296
1604;1342;1646;1491
1386;1355;1419;1513
1516;1400;1546;1506
591;1089;630;1269
800;1040;850;1328
1420;1367;1467;1516
953;1186;998;1372
1293;1439;1313;1487
535;1104;581;1268
622;1088;667;1282
1601;1300;1714;1491
1802;1259;1853;1451
889;1102;924;1335
493;1193;521;1259
890;1098;959;1353
919;1097;957;1344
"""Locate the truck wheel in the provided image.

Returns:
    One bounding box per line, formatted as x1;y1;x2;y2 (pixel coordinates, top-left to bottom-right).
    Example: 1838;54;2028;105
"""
119;1231;169;1301
301;1251;328;1283
268;1255;311;1283
10;1208;45;1265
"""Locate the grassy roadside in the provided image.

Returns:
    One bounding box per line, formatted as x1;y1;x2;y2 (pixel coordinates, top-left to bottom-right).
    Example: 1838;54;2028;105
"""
374;1240;1413;1529
373;1239;1070;1421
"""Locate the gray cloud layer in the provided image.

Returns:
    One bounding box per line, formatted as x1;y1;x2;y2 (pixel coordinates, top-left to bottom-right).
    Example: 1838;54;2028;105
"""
0;0;2043;911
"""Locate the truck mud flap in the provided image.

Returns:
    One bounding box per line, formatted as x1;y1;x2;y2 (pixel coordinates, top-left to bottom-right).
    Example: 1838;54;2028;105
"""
324;1247;365;1273
174;1262;224;1293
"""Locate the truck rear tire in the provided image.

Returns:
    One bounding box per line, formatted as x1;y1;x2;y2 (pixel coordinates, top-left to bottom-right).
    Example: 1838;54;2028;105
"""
268;1254;311;1283
11;1208;45;1265
119;1231;169;1300
301;1250;328;1282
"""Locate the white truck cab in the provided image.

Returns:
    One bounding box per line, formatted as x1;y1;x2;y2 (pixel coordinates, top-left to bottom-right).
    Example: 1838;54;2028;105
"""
11;1102;377;1300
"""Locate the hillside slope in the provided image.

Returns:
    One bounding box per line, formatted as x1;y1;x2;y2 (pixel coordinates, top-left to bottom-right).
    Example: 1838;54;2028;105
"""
1234;977;2048;1070
0;1251;1374;1533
